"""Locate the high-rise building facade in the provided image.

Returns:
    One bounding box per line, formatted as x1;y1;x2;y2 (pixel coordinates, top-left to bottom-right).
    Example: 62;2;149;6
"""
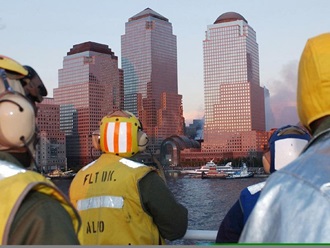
121;8;184;153
202;12;267;156
36;97;66;173
54;42;123;168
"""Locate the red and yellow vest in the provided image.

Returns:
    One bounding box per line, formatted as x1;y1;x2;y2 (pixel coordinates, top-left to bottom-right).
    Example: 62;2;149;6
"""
0;161;81;244
69;153;164;245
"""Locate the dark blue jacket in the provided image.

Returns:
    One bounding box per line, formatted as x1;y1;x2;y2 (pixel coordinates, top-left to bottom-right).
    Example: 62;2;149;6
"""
215;181;265;243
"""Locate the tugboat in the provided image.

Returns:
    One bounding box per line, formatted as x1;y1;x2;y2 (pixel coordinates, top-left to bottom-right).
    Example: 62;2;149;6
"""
201;167;228;179
201;162;254;179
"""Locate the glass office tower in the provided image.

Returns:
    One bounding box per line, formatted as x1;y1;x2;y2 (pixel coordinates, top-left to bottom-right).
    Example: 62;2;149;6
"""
202;12;266;154
121;8;184;152
54;41;123;168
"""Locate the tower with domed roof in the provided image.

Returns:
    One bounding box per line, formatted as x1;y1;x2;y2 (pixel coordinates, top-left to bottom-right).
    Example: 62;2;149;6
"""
202;11;267;157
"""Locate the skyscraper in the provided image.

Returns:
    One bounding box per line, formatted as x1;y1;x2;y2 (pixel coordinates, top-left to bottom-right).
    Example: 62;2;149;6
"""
121;8;184;153
202;12;266;156
54;41;123;168
36;97;66;173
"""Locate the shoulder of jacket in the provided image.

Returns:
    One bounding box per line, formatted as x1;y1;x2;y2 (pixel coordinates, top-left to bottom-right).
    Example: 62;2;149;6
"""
245;181;266;195
119;157;150;169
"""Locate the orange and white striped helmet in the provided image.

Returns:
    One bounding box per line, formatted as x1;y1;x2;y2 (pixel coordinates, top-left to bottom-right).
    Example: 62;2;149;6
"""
99;110;142;157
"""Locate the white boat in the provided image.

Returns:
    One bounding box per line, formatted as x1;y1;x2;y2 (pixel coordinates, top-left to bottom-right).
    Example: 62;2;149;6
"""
198;160;233;172
180;160;239;176
225;163;254;179
200;163;254;179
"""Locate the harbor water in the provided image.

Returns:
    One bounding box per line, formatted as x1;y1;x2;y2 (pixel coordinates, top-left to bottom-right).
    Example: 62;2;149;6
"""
52;175;266;245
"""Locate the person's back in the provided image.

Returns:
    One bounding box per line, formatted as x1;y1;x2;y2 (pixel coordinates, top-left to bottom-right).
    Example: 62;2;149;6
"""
1;161;81;245
216;125;310;243
239;33;330;243
69;110;188;245
0;55;81;244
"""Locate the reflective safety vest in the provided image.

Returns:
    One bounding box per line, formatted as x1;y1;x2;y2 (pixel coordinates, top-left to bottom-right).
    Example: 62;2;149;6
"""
0;161;81;244
239;181;266;223
69;153;164;245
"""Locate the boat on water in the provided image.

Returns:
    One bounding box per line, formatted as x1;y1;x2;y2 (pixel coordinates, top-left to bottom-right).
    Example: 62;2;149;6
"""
199;162;254;179
225;163;254;179
199;160;233;172
180;159;240;176
226;171;254;179
46;169;76;179
201;167;228;179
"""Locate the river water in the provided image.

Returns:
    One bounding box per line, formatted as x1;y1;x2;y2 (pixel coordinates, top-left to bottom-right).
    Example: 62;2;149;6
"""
52;175;266;245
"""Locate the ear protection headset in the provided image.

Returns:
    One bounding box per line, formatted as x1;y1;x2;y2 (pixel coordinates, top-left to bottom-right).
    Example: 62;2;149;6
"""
263;125;311;173
93;110;149;157
0;69;36;150
92;129;101;151
21;65;48;103
136;118;149;152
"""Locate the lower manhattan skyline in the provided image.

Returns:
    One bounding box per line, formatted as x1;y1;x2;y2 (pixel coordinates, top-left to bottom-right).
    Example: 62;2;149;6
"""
1;0;329;128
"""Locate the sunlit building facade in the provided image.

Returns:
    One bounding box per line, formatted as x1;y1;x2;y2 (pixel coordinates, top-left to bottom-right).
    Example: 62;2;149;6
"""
121;8;184;153
36;97;66;173
54;41;123;168
202;12;267;157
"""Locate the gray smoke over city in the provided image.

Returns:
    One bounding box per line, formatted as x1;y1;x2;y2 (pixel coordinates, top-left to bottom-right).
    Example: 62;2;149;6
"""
266;60;300;129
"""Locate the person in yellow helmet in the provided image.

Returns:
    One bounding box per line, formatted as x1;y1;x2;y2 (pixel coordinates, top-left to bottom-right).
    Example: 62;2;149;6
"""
69;110;188;245
239;33;330;243
0;55;81;245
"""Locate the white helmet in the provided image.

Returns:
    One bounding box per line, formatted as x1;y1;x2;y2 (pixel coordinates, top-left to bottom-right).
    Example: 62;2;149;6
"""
263;125;311;173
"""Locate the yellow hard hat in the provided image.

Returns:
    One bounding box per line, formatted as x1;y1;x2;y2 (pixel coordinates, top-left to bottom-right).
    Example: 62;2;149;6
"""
297;33;330;131
99;110;148;157
0;55;28;76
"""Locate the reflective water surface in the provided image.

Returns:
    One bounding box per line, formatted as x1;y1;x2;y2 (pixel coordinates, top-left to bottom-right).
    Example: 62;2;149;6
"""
165;176;265;245
53;175;266;245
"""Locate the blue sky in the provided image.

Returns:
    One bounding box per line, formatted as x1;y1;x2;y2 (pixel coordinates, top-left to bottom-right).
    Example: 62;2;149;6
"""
1;0;329;128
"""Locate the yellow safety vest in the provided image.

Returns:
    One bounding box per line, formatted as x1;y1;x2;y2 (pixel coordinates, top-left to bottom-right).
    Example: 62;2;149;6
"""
0;161;81;244
69;153;164;245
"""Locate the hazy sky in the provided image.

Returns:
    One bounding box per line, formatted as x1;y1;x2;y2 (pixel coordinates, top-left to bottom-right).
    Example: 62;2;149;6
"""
1;0;329;128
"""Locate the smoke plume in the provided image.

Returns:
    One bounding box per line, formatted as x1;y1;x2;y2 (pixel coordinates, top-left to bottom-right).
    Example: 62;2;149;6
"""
266;61;300;129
